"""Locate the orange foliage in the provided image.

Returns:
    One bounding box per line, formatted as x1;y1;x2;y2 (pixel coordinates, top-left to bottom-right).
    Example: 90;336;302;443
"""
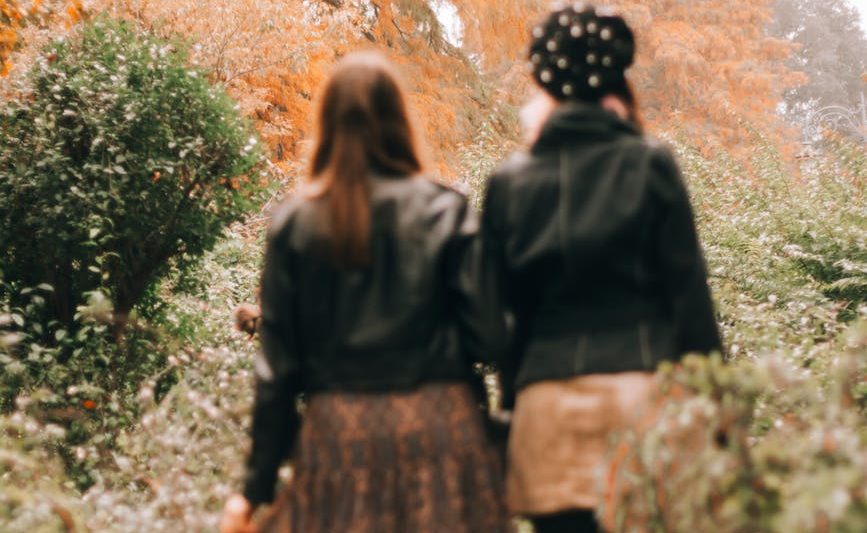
451;0;545;73
5;0;803;175
1;0;25;76
0;0;82;77
469;0;803;158
85;0;506;175
615;0;802;156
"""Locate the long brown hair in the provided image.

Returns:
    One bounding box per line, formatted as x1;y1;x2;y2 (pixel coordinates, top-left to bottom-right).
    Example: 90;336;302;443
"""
309;52;422;267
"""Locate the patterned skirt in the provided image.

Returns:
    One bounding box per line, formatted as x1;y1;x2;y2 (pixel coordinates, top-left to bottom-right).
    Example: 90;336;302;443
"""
258;382;510;533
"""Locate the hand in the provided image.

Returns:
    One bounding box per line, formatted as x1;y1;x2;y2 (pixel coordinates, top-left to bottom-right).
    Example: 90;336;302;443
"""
489;409;513;426
219;494;256;533
234;303;261;338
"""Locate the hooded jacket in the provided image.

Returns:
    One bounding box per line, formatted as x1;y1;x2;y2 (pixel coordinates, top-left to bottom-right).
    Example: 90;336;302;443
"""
482;102;722;408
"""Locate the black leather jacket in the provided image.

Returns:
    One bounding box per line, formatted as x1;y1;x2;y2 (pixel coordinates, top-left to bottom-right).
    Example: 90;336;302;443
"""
243;175;505;504
482;102;723;408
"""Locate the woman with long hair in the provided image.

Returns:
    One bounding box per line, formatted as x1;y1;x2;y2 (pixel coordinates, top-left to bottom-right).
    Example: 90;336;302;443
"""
220;51;509;533
482;5;723;532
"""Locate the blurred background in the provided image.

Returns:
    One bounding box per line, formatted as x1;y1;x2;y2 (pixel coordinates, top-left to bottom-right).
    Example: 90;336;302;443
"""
1;2;865;532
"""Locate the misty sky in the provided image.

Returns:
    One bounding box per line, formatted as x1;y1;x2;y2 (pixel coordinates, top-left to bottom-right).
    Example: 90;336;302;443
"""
850;0;867;32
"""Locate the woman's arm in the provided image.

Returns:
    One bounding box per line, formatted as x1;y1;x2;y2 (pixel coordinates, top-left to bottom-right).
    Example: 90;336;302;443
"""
651;147;723;356
479;175;520;410
241;221;303;506
444;194;508;404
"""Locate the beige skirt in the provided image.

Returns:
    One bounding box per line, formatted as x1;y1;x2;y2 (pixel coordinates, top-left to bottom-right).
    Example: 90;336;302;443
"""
506;372;658;517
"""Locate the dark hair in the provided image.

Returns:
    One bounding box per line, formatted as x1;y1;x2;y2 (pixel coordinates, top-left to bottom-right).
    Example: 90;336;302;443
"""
610;78;644;132
309;52;423;267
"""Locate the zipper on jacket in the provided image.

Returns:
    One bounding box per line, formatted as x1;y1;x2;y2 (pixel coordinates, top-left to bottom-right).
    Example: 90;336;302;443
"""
639;321;652;370
573;333;588;374
558;150;577;282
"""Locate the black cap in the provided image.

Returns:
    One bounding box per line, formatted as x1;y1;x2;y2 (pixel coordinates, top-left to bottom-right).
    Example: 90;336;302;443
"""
528;3;635;101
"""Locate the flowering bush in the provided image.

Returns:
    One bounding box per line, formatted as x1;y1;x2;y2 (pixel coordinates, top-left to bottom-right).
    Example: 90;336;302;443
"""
604;324;867;533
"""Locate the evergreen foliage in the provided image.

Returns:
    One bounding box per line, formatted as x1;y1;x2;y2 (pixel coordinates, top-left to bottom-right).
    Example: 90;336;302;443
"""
0;18;265;330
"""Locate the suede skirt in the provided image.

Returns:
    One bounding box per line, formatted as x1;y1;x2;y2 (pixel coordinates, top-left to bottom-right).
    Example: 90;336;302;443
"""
259;382;510;533
506;372;658;519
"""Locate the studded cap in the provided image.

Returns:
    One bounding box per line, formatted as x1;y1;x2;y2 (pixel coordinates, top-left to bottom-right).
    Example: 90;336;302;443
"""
528;3;635;101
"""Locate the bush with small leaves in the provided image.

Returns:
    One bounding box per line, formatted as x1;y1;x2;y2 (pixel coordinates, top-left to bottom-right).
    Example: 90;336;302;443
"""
0;17;265;338
0;18;267;491
603;322;867;533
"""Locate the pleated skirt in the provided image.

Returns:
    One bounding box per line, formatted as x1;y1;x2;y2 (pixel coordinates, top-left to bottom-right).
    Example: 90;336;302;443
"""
259;382;510;533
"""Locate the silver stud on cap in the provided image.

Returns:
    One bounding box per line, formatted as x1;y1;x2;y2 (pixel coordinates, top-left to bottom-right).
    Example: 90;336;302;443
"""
588;73;600;87
570;24;583;37
587;21;598;33
559;14;571;26
557;57;569;69
540;69;553;83
562;83;574;96
546;39;558;52
600;27;612;40
531;53;542;65
602;55;613;67
533;26;544;38
586;53;597;65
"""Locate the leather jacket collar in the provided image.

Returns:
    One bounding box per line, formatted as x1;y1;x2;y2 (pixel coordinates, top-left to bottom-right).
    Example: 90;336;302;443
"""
532;101;640;154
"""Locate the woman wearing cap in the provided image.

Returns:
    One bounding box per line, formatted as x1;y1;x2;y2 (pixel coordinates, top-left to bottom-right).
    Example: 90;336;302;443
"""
219;51;510;533
481;5;722;532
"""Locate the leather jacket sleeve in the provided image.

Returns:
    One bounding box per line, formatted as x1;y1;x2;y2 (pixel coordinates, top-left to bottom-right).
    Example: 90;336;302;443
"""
651;147;724;355
445;197;508;406
242;219;303;505
447;198;507;363
479;174;519;409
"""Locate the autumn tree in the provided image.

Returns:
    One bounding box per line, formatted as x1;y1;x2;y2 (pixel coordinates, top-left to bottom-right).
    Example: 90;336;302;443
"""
69;0;520;175
590;1;800;156
5;0;804;175
444;1;803;160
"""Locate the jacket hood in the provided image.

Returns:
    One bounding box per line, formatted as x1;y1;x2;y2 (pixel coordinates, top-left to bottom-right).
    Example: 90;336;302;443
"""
532;101;640;154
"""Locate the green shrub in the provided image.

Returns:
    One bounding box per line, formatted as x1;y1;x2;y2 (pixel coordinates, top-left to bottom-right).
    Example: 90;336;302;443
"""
604;322;867;533
0;18;265;335
0;18;268;490
669;131;865;369
0;408;88;532
1;226;266;531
